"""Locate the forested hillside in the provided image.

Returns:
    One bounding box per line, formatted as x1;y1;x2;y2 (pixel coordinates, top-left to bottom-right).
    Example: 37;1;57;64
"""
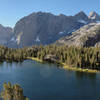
0;45;100;70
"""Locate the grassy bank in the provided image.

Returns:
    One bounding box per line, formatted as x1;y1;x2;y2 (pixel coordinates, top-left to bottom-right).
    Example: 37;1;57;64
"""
27;57;100;73
62;63;99;73
27;57;43;63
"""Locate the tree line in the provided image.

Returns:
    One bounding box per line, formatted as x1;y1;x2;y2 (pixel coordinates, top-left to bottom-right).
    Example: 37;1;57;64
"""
0;45;100;70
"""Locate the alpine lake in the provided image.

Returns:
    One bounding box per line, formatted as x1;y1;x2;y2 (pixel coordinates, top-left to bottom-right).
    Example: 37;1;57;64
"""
0;60;99;100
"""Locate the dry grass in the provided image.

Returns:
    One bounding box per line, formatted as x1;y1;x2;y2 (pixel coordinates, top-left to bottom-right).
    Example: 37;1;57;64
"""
27;57;43;63
27;57;100;73
62;63;99;73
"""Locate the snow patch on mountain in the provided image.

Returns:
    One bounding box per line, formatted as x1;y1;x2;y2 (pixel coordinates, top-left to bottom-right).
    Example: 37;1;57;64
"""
10;37;15;41
59;31;64;35
35;36;40;42
90;16;96;20
78;20;87;24
10;37;18;43
59;30;76;35
96;21;100;23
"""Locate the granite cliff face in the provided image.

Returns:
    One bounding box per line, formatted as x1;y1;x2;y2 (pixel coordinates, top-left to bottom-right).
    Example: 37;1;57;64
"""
5;11;100;48
56;23;100;47
7;11;90;48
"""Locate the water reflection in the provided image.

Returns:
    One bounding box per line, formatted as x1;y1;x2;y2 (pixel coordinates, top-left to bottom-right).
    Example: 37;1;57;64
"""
0;61;3;66
0;60;99;100
75;71;96;85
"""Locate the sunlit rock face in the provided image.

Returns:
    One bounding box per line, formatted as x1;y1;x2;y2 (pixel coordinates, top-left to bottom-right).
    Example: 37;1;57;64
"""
56;23;100;47
0;82;29;100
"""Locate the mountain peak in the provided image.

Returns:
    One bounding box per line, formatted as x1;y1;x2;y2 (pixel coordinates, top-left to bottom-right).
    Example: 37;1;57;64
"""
74;11;88;21
7;11;100;48
75;11;86;16
88;11;100;20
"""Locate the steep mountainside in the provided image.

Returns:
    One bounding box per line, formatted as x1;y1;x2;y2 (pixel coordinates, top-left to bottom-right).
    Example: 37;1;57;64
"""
7;11;100;48
0;24;12;45
7;11;90;48
55;23;100;47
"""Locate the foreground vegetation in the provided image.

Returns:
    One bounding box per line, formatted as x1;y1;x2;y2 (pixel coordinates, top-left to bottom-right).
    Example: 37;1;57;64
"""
0;45;100;71
0;82;29;100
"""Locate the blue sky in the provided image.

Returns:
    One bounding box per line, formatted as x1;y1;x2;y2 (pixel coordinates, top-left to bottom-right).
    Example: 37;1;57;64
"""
0;0;100;27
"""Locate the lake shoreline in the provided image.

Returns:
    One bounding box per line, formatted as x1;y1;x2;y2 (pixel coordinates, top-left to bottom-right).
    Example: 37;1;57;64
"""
27;57;100;73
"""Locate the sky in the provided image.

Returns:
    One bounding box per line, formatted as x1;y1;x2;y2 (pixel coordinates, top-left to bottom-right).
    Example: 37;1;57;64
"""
0;0;100;27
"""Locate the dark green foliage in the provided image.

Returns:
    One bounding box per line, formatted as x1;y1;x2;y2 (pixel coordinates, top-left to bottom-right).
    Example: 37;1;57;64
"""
26;45;100;70
0;45;100;70
1;82;29;100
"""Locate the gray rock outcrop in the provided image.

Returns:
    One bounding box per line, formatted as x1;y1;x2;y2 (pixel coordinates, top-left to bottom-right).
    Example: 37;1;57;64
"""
56;23;100;47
